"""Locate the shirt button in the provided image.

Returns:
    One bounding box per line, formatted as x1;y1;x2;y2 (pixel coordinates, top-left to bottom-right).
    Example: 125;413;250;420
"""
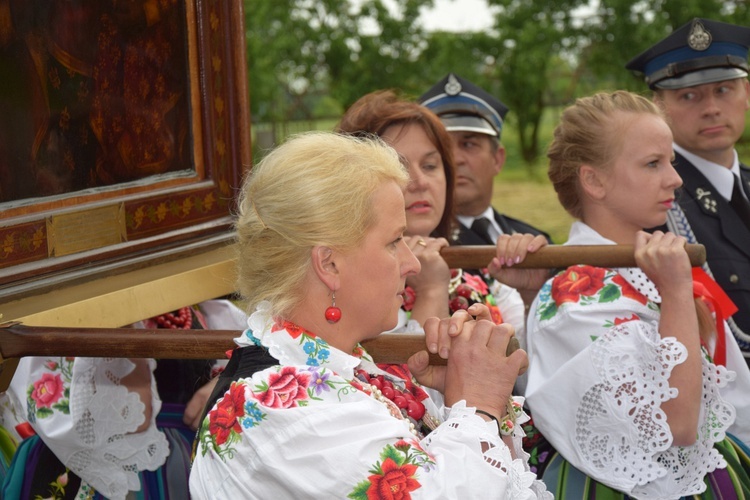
729;274;739;284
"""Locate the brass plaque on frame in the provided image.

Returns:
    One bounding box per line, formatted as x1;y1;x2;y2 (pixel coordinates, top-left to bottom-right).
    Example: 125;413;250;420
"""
47;204;126;257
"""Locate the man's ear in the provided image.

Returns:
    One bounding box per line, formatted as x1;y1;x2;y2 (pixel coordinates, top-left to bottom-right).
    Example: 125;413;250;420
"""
493;143;506;175
310;245;339;291
579;164;607;200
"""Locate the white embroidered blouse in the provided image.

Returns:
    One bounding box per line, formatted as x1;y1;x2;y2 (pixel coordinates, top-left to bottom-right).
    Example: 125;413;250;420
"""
521;222;750;498
189;301;551;499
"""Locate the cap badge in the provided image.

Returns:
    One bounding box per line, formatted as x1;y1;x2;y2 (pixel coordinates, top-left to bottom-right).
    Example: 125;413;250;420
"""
444;74;462;96
687;19;712;51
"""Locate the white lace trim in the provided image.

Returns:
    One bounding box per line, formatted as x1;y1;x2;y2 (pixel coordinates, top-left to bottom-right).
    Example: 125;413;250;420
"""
64;358;169;499
578;322;733;497
424;401;551;499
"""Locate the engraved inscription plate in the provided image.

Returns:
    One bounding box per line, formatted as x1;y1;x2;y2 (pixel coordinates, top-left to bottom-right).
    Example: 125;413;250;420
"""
47;204;126;257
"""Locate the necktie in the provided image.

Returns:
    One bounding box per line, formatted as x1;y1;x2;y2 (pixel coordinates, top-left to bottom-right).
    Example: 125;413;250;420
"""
729;175;750;232
471;216;495;244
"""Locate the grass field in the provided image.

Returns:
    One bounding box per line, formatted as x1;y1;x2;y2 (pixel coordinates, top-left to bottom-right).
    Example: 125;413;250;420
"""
490;110;574;244
491;174;574;244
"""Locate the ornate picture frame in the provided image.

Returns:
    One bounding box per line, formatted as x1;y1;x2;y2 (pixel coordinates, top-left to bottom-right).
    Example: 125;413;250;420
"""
0;0;250;296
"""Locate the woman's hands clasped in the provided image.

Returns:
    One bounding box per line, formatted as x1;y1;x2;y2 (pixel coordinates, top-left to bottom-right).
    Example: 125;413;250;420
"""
407;304;528;421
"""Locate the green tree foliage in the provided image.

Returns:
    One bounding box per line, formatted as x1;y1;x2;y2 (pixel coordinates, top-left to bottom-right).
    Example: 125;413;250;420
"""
244;0;750;170
244;0;433;126
487;0;587;167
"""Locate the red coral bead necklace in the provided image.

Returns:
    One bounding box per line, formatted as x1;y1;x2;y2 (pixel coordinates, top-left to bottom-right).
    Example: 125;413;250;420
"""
356;369;431;437
154;306;193;329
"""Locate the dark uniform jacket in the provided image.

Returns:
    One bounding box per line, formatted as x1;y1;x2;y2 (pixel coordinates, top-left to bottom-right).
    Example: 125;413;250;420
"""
665;152;750;357
454;208;552;246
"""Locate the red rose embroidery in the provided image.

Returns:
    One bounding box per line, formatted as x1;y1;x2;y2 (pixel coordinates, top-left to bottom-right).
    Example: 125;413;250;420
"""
271;319;308;339
208;382;246;445
614;313;640;325
366;458;421;499
552;265;607;305
31;373;64;408
463;272;489;295
612;275;649;305
256;366;311;409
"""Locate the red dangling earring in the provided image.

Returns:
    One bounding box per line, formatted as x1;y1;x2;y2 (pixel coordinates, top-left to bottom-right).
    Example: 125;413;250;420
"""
325;291;342;324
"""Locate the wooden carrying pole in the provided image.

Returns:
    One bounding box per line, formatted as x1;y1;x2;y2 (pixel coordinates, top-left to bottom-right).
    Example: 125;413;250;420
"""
440;243;706;269
0;244;706;390
0;324;437;365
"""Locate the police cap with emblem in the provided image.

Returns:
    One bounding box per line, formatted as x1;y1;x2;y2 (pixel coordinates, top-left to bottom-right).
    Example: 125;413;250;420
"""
626;18;750;90
419;73;509;139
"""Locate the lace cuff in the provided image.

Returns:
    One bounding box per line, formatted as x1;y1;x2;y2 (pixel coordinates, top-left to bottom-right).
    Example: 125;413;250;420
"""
426;401;550;499
423;398;552;499
57;358;169;499
575;322;733;497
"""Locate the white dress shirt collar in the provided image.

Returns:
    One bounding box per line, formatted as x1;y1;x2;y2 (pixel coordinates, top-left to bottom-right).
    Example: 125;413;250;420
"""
673;143;740;202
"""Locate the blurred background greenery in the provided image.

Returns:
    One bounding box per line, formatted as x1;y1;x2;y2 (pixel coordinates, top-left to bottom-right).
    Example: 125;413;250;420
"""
244;0;750;242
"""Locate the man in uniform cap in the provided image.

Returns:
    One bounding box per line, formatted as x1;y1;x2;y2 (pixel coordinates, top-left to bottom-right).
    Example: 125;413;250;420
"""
627;18;750;363
419;73;550;247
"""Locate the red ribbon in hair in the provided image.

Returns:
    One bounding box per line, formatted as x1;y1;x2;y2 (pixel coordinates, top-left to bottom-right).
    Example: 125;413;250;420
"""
692;267;738;366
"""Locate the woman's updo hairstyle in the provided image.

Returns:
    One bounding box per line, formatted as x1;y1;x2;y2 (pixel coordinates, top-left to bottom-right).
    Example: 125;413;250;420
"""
235;132;408;318
547;90;663;219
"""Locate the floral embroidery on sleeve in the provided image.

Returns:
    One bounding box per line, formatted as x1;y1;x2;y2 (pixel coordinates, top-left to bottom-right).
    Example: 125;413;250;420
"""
255;366;312;408
26;358;74;423
348;440;435;500
552;265;608;305
204;381;247;452
537;265;654;322
198;367;371;461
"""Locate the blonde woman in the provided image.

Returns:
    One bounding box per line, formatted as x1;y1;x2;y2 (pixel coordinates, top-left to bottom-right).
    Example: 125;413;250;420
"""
521;91;750;498
190;132;550;498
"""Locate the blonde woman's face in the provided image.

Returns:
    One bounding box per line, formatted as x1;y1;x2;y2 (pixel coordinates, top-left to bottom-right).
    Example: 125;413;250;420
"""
381;123;447;237
337;181;420;339
598;113;682;239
